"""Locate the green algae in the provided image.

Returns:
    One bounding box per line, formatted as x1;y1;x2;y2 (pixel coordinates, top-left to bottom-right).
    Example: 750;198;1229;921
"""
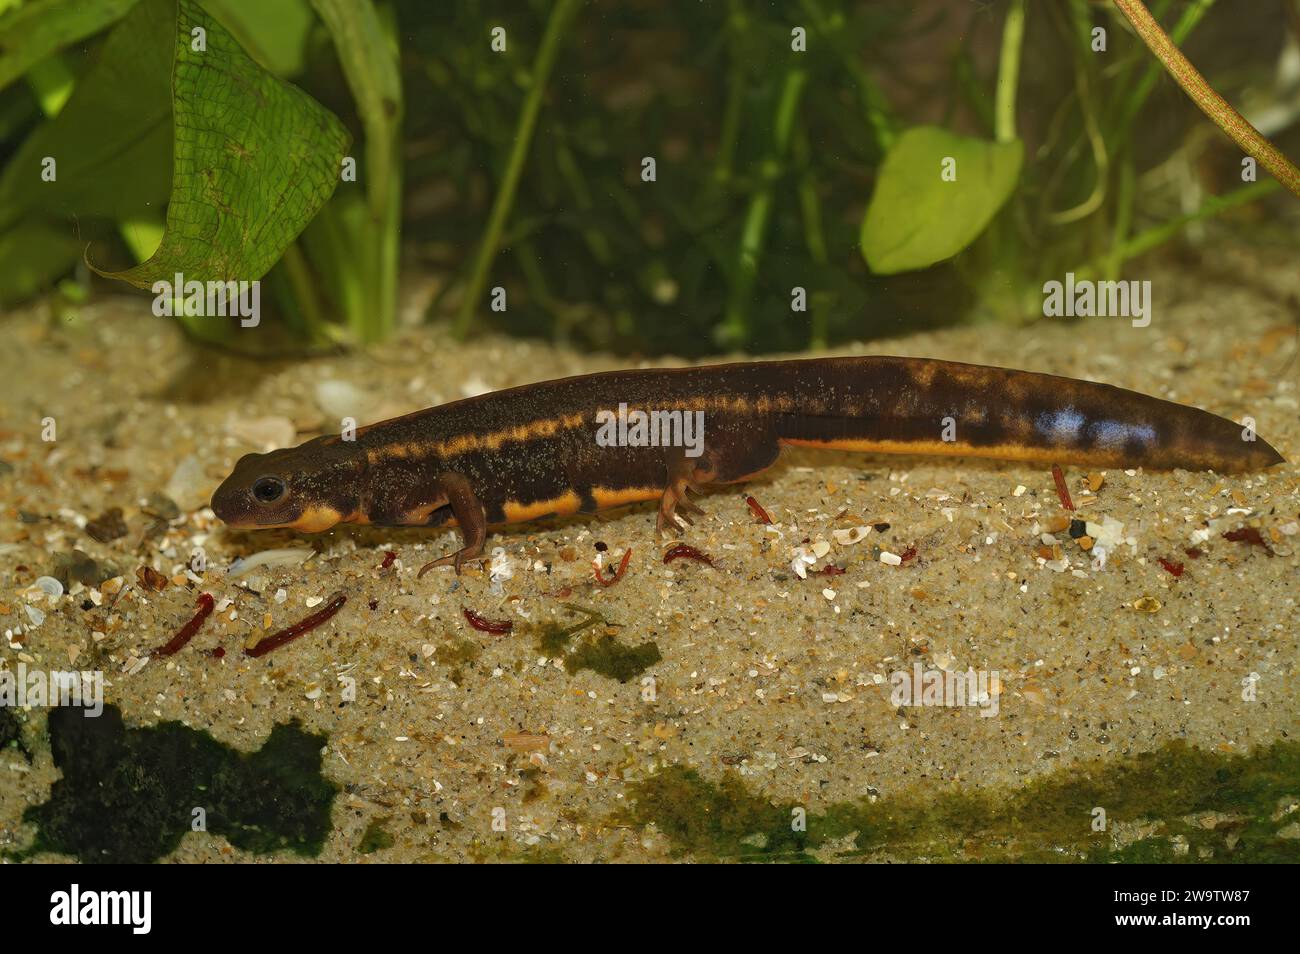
434;636;482;684
514;844;569;863
534;603;661;682
621;740;1300;863
10;704;337;864
358;817;395;854
0;706;27;759
564;635;662;682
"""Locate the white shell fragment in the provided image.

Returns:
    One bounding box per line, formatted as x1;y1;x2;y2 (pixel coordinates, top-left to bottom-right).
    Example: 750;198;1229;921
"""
227;547;314;578
832;526;871;546
33;576;64;598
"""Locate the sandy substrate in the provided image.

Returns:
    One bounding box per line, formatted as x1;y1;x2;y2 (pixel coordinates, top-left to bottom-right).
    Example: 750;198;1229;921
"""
1;247;1297;863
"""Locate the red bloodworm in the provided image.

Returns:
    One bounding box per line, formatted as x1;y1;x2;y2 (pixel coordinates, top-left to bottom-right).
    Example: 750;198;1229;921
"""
245;592;348;659
1051;464;1075;511
594;548;633;586
662;543;714;567
463;607;513;635
1222;527;1274;555
379;550;397;569
1157;558;1185;578
745;495;773;525
152;592;215;657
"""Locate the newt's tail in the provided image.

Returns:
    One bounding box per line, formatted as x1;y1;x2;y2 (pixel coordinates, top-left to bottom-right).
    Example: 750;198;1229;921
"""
770;356;1284;473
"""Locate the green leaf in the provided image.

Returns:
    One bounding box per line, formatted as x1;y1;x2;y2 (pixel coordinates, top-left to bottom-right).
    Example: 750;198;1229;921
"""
0;221;81;305
26;52;77;117
860;126;1022;274
93;0;350;288
0;0;139;94
0;0;174;232
201;0;315;76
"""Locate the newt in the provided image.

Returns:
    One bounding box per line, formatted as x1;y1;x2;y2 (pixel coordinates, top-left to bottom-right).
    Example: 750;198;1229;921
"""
210;357;1284;571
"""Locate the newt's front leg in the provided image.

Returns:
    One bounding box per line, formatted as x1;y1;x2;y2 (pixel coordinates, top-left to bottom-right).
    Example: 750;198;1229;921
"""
418;472;487;576
656;418;783;535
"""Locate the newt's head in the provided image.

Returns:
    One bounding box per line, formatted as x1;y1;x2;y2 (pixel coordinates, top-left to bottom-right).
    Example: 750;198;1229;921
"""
211;437;366;532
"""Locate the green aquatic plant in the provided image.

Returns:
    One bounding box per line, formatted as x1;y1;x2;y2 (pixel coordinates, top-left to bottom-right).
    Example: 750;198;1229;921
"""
451;0;582;340
416;0;1298;351
11;703;337;864
0;0;1293;352
85;0;349;340
0;0;398;346
622;740;1300;863
307;0;404;344
859;126;1023;275
1114;0;1300;199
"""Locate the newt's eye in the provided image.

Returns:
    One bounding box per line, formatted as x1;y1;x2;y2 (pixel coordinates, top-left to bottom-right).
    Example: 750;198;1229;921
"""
251;476;287;504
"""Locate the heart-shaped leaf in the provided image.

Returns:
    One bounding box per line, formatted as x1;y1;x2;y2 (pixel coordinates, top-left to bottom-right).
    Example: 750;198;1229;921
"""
860;126;1022;274
92;0;350;287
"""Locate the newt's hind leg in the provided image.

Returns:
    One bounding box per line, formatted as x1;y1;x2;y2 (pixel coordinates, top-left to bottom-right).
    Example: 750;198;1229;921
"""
657;448;718;536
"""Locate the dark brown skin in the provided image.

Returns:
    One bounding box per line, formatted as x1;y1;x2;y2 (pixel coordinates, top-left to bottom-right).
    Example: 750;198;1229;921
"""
210;356;1285;571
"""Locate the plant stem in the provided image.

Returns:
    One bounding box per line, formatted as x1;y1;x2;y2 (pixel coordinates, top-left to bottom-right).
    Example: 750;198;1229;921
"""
310;0;404;344
452;0;580;338
1075;178;1279;280
785;125;826;350
1112;0;1210;139
1047;2;1109;225
793;126;829;349
798;0;894;151
1112;0;1300;198
303;196;367;338
554;136;612;264
713;0;746;185
1102;151;1135;281
720;68;807;348
994;0;1026;144
1117;179;1279;258
280;241;329;344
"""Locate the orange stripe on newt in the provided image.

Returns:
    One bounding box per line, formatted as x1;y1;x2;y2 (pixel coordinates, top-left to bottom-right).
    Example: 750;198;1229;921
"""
783;437;1138;467
591;486;662;510
499;491;584;525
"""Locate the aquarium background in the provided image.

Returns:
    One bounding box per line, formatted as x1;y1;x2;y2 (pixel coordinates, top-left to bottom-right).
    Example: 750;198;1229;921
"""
1;0;1297;355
